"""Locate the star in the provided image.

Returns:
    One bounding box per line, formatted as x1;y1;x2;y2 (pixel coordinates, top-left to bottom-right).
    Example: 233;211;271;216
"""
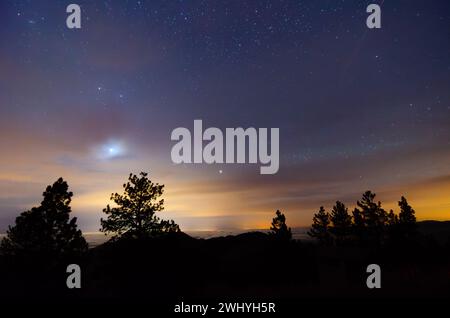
97;141;126;160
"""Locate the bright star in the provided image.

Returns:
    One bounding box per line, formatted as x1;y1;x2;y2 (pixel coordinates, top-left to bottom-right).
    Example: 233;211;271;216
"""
95;140;126;160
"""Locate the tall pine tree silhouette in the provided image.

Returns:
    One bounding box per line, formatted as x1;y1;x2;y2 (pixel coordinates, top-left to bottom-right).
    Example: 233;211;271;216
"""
330;201;352;245
308;206;332;245
356;191;387;245
101;172;179;239
0;178;87;257
397;196;417;242
352;208;365;243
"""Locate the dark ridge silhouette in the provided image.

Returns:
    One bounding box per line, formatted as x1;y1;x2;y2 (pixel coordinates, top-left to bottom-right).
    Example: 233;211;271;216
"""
0;175;449;305
417;220;450;245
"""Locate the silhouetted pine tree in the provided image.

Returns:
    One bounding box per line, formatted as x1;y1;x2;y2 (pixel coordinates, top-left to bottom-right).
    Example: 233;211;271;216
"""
269;210;292;240
387;209;399;226
356;191;388;245
398;196;416;224
0;178;87;257
101;172;180;239
357;191;387;227
385;209;401;244
329;201;352;246
351;208;366;245
397;196;418;241
308;206;332;245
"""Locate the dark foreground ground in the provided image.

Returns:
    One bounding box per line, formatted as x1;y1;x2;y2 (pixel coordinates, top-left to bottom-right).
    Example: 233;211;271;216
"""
0;225;449;313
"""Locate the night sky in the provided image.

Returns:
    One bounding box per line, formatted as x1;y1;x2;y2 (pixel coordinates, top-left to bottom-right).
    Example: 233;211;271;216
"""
0;0;449;232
